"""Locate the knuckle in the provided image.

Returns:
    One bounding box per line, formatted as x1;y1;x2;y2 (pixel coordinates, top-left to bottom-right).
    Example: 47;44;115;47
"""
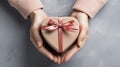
78;36;84;41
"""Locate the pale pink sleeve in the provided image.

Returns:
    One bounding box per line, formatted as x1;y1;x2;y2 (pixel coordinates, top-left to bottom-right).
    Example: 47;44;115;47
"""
8;0;43;19
73;0;108;19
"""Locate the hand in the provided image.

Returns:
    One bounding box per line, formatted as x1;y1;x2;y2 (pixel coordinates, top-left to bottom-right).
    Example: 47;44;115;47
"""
61;11;89;63
29;9;61;64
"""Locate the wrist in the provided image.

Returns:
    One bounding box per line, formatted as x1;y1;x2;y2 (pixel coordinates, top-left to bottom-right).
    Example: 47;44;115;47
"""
30;9;47;21
72;10;88;19
78;12;88;19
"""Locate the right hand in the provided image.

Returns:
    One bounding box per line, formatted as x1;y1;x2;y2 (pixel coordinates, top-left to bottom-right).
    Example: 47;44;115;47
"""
61;11;89;63
29;9;61;64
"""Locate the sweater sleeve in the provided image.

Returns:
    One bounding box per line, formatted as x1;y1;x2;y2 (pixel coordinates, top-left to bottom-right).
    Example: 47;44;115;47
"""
73;0;108;19
8;0;43;19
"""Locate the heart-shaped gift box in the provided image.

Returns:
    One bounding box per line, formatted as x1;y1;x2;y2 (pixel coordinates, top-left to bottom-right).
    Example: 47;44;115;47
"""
40;17;79;53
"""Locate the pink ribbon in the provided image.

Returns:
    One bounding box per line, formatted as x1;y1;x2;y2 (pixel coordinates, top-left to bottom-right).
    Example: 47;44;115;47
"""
41;18;79;53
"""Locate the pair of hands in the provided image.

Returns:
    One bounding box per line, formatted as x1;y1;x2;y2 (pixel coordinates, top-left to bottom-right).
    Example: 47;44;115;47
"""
30;9;89;64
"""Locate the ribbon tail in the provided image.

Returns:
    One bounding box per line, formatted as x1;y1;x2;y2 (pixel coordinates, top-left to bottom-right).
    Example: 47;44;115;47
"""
58;28;63;53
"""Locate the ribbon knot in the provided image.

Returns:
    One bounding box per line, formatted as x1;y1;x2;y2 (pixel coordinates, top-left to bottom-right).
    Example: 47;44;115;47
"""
41;18;79;53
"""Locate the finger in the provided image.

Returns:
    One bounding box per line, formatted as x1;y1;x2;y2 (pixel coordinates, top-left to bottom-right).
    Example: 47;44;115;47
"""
61;55;65;63
56;56;61;64
31;27;43;47
53;56;58;63
30;32;36;46
76;13;89;47
38;46;54;61
57;56;61;64
53;55;62;64
62;34;88;62
30;30;53;60
63;44;79;62
63;35;88;63
80;35;88;48
61;45;78;63
53;56;61;64
77;12;88;42
77;26;87;48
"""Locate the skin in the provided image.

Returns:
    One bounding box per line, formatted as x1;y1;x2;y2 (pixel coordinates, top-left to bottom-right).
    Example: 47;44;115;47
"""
29;9;89;64
29;9;60;62
61;10;89;63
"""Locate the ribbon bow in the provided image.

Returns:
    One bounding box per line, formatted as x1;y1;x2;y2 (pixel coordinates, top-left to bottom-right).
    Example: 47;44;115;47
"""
41;18;79;53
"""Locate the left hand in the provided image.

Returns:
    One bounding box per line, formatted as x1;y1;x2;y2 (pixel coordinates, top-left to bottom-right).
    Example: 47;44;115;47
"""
61;11;89;63
29;9;61;64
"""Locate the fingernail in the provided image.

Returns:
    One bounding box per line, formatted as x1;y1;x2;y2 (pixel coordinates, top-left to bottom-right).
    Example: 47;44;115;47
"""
77;41;82;48
50;56;54;61
38;42;42;48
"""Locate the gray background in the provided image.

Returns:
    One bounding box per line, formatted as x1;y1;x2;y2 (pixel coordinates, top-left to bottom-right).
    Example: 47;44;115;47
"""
0;0;120;67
